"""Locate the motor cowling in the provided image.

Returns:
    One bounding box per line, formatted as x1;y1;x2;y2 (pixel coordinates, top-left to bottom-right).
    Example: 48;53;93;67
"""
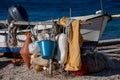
8;4;28;22
8;4;29;29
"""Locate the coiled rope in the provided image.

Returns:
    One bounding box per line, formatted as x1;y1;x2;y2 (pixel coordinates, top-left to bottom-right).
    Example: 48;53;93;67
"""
8;21;17;47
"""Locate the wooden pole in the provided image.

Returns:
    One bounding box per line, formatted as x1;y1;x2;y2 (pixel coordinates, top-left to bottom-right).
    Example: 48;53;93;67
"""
48;59;52;75
98;48;120;53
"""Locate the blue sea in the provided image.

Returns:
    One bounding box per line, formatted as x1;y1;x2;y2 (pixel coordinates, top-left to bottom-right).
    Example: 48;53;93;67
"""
0;0;120;40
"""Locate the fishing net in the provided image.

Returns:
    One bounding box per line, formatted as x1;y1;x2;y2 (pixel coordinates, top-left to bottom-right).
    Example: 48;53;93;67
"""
82;52;110;73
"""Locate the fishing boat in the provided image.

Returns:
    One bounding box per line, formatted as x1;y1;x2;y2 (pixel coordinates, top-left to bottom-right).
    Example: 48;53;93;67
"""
0;4;119;53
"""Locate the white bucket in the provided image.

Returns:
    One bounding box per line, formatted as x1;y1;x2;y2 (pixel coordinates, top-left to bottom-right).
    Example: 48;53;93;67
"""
28;41;40;54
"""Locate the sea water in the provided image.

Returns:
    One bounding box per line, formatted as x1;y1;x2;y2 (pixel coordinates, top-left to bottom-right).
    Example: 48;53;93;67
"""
0;0;120;40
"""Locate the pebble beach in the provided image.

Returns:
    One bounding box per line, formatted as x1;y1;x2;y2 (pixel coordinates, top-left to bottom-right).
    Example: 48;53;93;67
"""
0;44;120;80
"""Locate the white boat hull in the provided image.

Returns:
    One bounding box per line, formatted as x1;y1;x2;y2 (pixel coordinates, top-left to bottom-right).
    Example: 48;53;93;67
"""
0;13;111;52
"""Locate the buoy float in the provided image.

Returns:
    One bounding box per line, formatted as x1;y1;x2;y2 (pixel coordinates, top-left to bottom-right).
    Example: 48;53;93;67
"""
34;65;43;72
57;33;68;64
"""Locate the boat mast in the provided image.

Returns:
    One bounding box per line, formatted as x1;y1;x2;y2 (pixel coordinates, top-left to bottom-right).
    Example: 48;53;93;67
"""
100;0;103;13
70;8;72;19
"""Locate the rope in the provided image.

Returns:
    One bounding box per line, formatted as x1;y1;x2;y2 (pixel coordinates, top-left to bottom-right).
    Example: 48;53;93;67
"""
8;21;17;47
65;19;73;42
31;24;39;41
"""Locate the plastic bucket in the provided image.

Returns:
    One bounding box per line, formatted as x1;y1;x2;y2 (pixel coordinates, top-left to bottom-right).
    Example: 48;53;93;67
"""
37;40;56;59
28;41;40;54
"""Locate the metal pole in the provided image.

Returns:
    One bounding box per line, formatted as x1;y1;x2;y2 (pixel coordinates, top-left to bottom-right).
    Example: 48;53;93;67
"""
48;59;52;75
100;0;103;13
70;8;72;19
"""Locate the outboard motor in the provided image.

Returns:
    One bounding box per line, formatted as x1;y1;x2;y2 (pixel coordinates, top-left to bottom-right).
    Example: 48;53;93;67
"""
8;4;28;22
8;4;29;29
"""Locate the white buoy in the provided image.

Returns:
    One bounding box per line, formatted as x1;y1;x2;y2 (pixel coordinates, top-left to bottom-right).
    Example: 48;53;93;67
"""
57;33;68;64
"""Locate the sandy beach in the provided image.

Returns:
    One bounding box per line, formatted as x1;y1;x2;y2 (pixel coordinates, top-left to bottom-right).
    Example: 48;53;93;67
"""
0;46;120;80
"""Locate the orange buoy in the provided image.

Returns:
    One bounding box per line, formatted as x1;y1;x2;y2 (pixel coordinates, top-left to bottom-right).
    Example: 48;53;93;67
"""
20;32;32;69
11;59;23;63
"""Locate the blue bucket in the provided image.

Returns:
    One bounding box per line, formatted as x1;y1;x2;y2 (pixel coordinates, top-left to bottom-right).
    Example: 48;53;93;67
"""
37;40;56;59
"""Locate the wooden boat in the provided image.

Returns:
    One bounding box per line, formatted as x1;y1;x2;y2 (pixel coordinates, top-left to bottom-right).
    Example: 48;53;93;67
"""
0;5;120;53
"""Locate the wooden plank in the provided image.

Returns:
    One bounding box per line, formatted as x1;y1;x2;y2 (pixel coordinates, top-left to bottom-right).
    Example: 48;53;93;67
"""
98;48;120;53
0;20;53;25
0;20;8;24
0;20;92;26
99;39;120;46
111;14;120;18
14;21;53;25
99;39;120;43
